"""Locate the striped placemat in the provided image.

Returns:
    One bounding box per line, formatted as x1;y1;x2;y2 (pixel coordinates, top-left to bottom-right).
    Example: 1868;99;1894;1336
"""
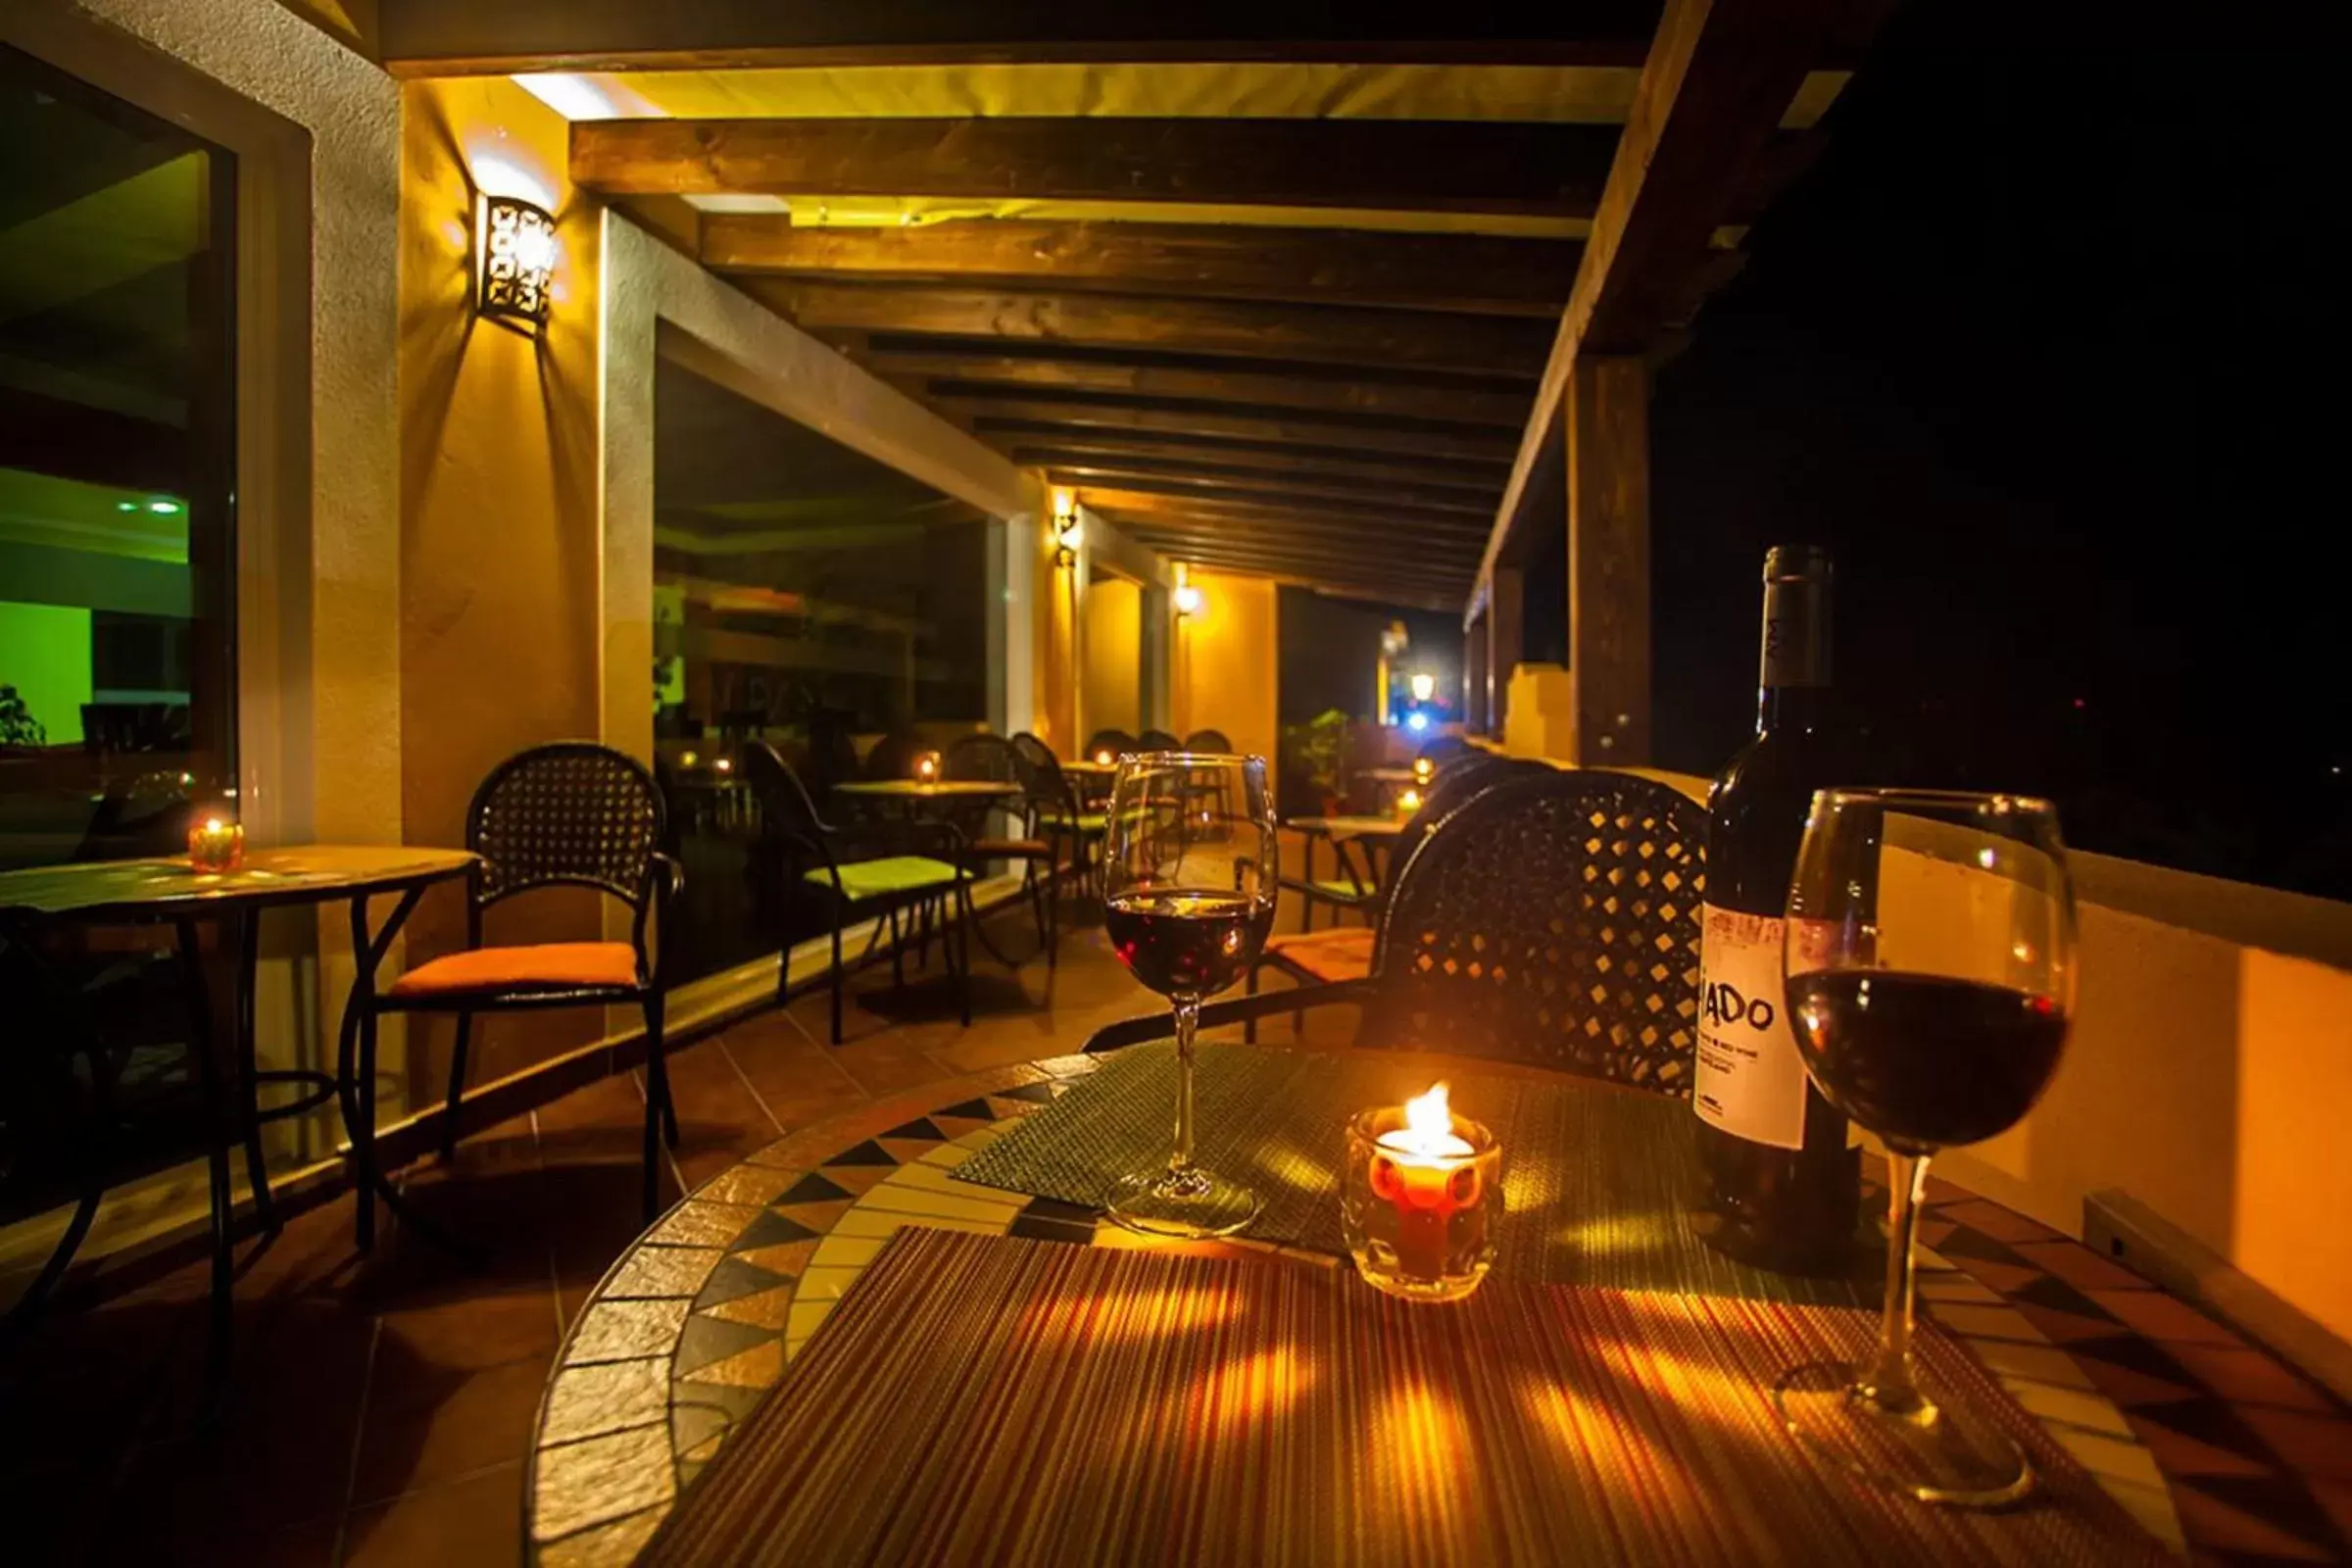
954;1042;1882;1304
643;1228;2170;1567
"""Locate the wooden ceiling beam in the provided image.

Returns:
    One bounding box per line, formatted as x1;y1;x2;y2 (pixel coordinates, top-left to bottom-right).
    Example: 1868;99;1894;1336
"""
966;403;1518;465
866;346;1531;427
1477;0;1890;594
1050;467;1492;523
702;217;1578;318
1122;539;1476;594
1072;484;1492;541
986;421;1503;484
384;3;1662;74
1031;452;1497;511
753;280;1550;375
1007;440;1503;496
573;117;1624;220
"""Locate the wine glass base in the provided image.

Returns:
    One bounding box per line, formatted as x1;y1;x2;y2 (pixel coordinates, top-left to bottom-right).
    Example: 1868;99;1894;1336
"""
1773;1361;2034;1508
1105;1163;1261;1240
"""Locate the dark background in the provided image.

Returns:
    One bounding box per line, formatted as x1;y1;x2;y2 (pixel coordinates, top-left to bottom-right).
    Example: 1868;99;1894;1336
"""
1261;12;2352;900
1651;14;2350;899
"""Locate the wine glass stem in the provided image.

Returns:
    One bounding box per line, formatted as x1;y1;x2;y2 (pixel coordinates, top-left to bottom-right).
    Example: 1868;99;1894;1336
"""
1869;1150;1932;1413
1169;994;1200;1172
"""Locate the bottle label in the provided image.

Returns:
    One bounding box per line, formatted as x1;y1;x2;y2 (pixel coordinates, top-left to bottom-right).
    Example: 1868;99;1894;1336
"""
1693;904;1808;1151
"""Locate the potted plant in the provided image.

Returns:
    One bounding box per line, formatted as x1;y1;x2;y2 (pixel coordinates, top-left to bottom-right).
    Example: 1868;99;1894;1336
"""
0;684;46;752
1277;708;1349;817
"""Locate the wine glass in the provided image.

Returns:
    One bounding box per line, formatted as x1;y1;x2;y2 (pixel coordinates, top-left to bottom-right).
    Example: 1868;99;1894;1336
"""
1102;752;1276;1238
1778;788;2077;1506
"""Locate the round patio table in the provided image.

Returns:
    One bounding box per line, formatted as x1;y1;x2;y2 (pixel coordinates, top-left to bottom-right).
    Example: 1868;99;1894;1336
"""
0;845;475;1384
525;1049;2350;1566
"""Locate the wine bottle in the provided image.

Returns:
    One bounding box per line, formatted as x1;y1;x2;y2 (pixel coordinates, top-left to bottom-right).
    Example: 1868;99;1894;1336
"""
1692;545;1862;1274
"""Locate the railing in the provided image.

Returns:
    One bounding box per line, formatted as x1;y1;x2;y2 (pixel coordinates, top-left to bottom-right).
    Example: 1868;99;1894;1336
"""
1479;731;2352;1390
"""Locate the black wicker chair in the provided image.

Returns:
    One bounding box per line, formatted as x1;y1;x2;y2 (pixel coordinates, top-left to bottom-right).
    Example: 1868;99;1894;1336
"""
370;743;682;1220
1082;728;1136;760
1096;768;1707;1096
1250;752;1531;1033
945;733;1060;966
1183;728;1233;753
745;742;974;1045
1136;728;1184;752
1013;732;1107;897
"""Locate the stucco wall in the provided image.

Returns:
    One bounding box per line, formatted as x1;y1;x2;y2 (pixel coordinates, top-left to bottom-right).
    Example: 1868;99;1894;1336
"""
1081;575;1143;740
396;75;610;1091
1172;570;1280;767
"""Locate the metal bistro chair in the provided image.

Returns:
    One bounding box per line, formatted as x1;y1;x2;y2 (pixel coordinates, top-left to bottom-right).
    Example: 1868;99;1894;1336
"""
1013;733;1109;899
745;742;975;1045
1082;728;1137;762
1137;728;1184;752
944;733;1061;967
1249;751;1529;1033
1183;728;1233;753
372;743;682;1221
1278;752;1523;936
1094;769;1707;1098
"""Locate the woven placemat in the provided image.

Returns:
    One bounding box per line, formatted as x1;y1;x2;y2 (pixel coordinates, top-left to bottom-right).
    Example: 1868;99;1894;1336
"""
646;1229;2169;1568
956;1043;1880;1304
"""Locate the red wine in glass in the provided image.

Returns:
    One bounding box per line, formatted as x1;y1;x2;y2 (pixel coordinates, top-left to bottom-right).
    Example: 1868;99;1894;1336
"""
1107;889;1270;999
1787;972;2069;1152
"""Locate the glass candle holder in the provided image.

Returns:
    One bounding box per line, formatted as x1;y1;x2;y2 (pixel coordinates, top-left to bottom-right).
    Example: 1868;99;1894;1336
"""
187;816;245;873
914;751;941;783
1341;1085;1501;1302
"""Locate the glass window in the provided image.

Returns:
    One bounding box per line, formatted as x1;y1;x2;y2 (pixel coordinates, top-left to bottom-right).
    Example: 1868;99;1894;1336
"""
653;358;992;983
0;46;237;870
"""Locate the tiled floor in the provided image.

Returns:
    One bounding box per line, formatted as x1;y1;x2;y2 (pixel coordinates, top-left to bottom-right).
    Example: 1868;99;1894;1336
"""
0;901;1199;1568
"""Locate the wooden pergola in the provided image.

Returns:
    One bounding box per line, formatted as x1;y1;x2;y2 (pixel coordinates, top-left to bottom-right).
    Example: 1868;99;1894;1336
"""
380;0;1890;763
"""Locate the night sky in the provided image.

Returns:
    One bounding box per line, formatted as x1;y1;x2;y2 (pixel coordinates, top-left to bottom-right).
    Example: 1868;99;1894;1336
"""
1646;12;2350;897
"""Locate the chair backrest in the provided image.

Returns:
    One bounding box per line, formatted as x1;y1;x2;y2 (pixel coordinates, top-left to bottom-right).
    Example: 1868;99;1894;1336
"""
466;743;665;911
943;732;1019;784
1082;728;1136;760
1416;735;1473;762
1183;728;1233;753
1365;769;1706;1097
1009;731;1077;816
744;741;831;854
1136;728;1184;752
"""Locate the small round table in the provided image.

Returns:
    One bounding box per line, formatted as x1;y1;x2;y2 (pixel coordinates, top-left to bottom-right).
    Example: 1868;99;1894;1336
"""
526;1049;2352;1566
830;779;1022;808
0;846;475;1382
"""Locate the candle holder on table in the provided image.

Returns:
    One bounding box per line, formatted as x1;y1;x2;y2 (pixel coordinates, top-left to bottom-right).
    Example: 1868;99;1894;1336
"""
1341;1083;1500;1301
187;814;245;873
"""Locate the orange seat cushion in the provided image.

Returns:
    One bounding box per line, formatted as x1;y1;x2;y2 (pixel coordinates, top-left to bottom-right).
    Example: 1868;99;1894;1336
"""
387;942;639;1001
967;838;1051;858
1262;927;1374;985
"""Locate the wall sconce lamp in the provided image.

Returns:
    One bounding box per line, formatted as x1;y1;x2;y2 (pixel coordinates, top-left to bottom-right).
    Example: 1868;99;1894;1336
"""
1054;509;1083;568
1408;670;1437;705
477;193;557;329
1173;582;1204;618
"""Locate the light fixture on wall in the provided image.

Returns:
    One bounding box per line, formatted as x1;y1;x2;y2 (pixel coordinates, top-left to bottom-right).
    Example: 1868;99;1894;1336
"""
1408;670;1437;705
1174;580;1204;618
476;193;558;329
1054;505;1083;568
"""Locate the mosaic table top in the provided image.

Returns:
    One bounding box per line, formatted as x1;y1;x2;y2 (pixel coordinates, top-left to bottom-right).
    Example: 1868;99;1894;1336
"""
527;1052;2352;1568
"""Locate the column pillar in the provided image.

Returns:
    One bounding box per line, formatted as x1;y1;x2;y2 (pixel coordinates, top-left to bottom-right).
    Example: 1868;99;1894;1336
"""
1565;355;1651;765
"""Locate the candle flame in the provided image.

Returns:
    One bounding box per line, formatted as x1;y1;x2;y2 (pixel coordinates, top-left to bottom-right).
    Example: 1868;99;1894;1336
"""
1096;750;1114;765
1399;1082;1454;1155
204;817;225;833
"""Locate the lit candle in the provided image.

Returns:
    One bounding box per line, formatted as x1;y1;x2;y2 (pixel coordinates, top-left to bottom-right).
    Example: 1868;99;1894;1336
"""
1412;757;1435;785
1395;787;1423;819
680;750;700;768
712;756;733;774
915;751;940;783
1368;1083;1480;1283
187;815;244;873
1095;749;1115;766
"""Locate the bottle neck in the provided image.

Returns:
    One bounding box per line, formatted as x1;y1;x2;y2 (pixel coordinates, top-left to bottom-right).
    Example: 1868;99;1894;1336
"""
1755;574;1832;737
